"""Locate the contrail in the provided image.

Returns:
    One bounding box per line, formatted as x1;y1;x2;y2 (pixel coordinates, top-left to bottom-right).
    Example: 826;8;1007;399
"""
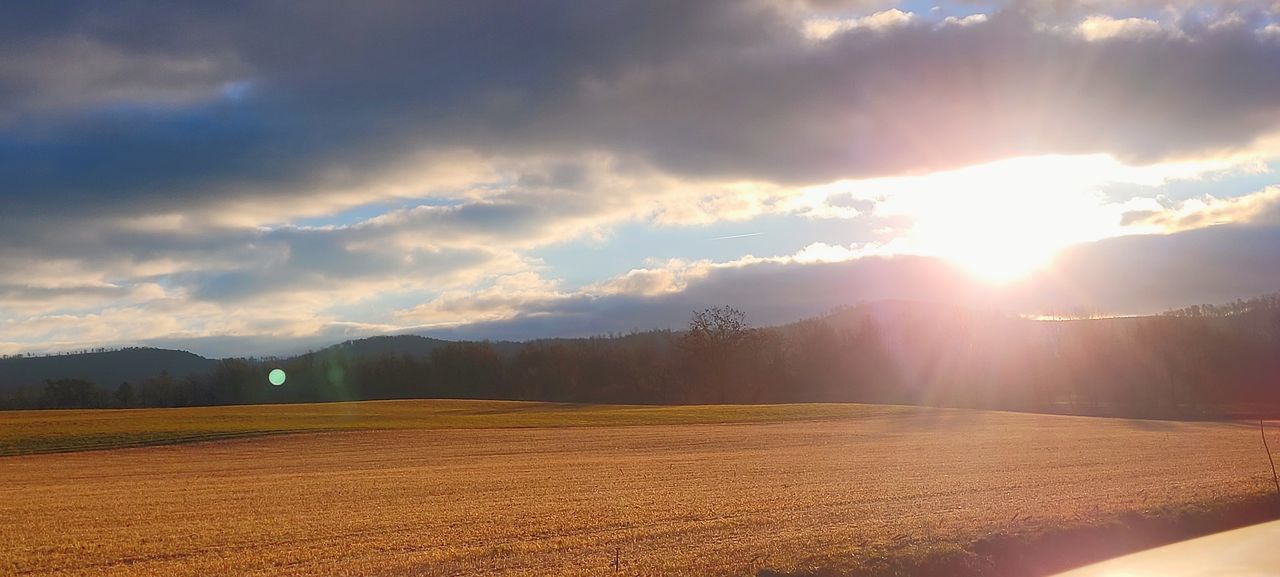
710;232;763;241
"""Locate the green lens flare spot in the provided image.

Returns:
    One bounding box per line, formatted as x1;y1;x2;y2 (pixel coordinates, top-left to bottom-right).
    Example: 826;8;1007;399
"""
268;368;287;386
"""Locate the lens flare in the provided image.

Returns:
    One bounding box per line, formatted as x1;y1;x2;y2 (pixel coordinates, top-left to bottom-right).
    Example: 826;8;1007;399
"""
268;368;287;386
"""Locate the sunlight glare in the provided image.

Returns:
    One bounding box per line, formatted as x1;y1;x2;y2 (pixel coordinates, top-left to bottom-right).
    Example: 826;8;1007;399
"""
826;154;1234;283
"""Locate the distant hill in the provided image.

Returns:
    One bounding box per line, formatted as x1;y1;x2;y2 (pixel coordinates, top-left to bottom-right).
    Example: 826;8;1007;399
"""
318;335;454;358
317;334;528;359
0;335;485;392
525;331;676;352
0;348;216;390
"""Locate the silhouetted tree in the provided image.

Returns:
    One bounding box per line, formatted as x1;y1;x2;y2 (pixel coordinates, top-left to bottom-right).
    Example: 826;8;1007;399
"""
40;378;101;409
679;306;759;402
113;381;135;407
138;371;174;407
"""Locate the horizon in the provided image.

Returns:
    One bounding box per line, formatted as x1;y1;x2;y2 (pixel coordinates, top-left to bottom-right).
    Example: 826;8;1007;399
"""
1;291;1272;360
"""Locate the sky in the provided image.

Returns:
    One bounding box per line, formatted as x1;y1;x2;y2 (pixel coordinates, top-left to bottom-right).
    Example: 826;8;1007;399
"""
3;0;1280;358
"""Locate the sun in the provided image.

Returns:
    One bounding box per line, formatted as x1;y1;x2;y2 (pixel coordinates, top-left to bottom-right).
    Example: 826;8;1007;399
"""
858;155;1146;283
909;206;1067;283
939;231;1058;283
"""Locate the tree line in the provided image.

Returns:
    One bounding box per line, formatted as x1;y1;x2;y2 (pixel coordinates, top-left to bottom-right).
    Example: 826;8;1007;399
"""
0;306;898;410
3;301;1280;418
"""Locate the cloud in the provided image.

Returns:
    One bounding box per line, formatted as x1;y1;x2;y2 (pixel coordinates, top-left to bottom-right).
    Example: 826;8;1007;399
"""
0;12;246;121
782;153;1275;280
1119;186;1280;231
940;14;991;27
1027;223;1280;314
0;283;159;316
2;0;1280;354
19;208;1276;357
1077;15;1167;40
0;145;816;322
415;220;1280;342
413;255;988;342
4;1;1280;218
803;9;915;39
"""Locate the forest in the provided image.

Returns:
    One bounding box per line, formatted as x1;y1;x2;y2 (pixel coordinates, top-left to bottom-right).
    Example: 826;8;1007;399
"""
4;294;1280;418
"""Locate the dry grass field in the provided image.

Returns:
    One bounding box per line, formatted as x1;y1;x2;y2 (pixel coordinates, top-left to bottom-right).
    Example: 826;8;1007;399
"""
1;401;1276;576
0;400;906;456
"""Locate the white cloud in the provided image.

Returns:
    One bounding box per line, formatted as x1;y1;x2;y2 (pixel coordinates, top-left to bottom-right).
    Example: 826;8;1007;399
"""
1121;186;1280;231
1077;15;1167;41
587;265;696;296
395;272;567;326
939;14;989;27
803;9;914;39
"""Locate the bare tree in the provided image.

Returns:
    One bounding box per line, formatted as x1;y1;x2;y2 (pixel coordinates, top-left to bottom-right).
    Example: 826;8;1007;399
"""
680;306;756;403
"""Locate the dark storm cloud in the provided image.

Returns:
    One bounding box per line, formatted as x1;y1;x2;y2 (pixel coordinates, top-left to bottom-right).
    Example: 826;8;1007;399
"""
0;0;779;219
4;0;1280;222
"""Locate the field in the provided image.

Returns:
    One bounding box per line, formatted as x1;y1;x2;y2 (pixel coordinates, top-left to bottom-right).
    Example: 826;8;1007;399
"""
1;401;1277;576
0;400;906;456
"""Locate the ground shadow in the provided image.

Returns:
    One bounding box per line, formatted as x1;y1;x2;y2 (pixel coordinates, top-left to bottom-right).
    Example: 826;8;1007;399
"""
758;494;1280;577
